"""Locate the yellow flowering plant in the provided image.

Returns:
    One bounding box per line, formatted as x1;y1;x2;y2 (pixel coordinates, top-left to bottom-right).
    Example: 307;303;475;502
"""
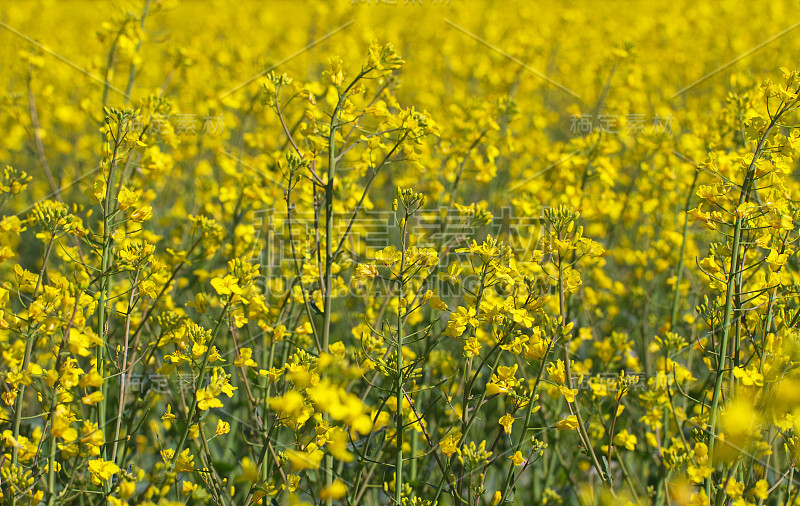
4;2;800;506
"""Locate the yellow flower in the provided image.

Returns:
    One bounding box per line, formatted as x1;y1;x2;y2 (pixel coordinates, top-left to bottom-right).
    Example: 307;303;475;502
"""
753;479;769;500
444;319;467;338
87;459;120;485
207;346;224;363
375;245;402;265
232;309;248;328
558;385;578;403
306;380;373;435
181;481;198;495
732;366;764;387
197;387;223;410
355;263;378;279
161;448;175;463
117;186;139;210
693;442;709;461
284;474;301;492
562;268;582;293
286;447;324;471
319;479;347;500
328;341;346;358
511;308;534;328
234;347;258;367
509;451;525;466
429;294;448;311
51;404;78;442
2;391;16;406
270;390;305;418
215;420;231;436
236;457;260;483
726;479;744;499
210;275;242;295
547;361;565;384
613;429;637;451
496;364;518;382
464;337;481;357
81;391;104;405
326;427;354;462
556;415;578;431
687;464;713;483
525;331;550;360
119;480;136;498
175;449;195;473
766;248;788;271
499;413;514;435
452;306;479;328
261;367;284;383
439;433;460;457
192;342;207;360
130;204;153;222
80;423;103;451
187;292;208;314
86;178;106;204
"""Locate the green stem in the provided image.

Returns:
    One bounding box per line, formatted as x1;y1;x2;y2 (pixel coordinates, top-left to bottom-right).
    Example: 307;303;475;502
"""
395;213;408;505
706;108;782;500
170;297;233;467
319;71;365;506
432;323;510;504
321;92;339;506
11;233;56;506
97;121;124;478
499;337;554;503
111;271;139;468
557;252;606;486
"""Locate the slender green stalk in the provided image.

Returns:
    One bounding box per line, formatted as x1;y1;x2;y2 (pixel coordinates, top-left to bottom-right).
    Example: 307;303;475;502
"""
784;467;795;506
97;119;125;475
111;271;139;468
499;338;554;503
321;88;340;506
556;249;607;487
196;422;229;505
319;70;366;506
11;234;56;504
431;322;511;504
395;208;409;505
170;297;233;467
260;339;277;481
706;106;785;501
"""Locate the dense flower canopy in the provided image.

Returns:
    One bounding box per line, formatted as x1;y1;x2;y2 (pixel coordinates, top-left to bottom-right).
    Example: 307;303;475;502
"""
2;1;800;505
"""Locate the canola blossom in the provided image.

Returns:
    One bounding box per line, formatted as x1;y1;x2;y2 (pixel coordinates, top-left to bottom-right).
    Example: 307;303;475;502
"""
2;1;800;505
